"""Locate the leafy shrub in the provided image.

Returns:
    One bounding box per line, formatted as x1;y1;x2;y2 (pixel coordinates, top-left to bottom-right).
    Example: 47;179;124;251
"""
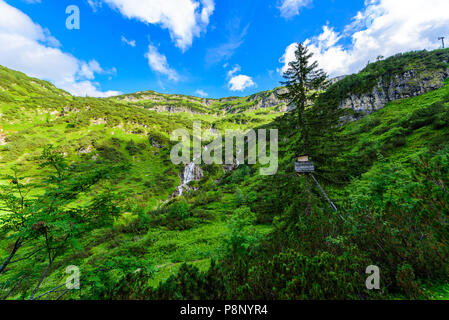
346;151;449;296
396;264;422;299
96;145;126;163
168;200;190;220
125;140;140;155
359;118;381;133
402;102;445;130
223;206;258;256
149;262;227;300
231;249;368;300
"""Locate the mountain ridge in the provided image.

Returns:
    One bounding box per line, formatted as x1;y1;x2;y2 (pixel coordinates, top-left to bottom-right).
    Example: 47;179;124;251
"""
3;48;448;120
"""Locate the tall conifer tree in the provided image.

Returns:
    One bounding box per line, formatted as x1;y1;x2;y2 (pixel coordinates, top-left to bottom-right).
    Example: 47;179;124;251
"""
278;43;327;156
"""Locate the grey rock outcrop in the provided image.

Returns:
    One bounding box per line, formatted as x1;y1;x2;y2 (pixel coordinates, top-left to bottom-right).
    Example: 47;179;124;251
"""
148;134;166;149
220;88;289;114
0;129;6;146
248;88;286;109
339;69;449;118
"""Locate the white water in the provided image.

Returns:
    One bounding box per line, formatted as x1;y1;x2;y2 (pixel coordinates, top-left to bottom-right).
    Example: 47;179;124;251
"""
176;151;202;197
236;148;242;167
176;163;194;196
176;145;240;197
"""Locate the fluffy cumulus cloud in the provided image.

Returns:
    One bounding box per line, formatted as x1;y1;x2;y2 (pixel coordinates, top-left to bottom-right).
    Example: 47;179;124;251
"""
279;0;449;77
278;0;312;19
0;1;120;97
225;64;255;92
228;75;255;92
101;0;215;51
145;45;179;81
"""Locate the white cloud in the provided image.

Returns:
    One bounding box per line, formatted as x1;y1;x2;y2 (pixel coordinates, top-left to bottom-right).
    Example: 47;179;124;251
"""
145;44;179;81
226;64;241;78
101;0;215;51
0;1;120;97
87;0;102;12
67;81;121;98
225;64;256;92
79;60;104;80
278;0;312;19
200;0;214;25
280;0;449;77
279;43;297;75
121;35;136;47
228;75;255;92
206;19;249;65
195;89;208;97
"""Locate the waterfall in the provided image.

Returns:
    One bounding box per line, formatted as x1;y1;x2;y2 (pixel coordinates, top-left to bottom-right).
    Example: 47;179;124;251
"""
176;163;196;196
176;151;203;197
236;147;242;167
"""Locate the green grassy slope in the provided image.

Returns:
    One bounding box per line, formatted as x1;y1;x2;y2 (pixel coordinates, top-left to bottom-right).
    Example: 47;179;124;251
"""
0;64;282;298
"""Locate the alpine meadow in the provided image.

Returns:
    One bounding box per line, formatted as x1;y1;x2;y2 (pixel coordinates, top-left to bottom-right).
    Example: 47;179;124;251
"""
0;0;448;304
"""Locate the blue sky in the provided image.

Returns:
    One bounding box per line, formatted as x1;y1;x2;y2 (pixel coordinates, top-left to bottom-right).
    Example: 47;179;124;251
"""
1;0;448;98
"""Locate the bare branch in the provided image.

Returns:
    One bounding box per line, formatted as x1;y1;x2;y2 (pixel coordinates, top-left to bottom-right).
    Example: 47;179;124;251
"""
32;280;71;300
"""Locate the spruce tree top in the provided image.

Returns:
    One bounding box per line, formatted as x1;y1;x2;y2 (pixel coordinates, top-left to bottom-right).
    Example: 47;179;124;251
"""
277;42;327;156
278;42;327;107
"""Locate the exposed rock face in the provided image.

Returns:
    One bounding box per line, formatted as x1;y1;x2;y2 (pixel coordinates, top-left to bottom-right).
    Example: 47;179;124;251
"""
113;75;346;116
221;88;289;114
150;105;203;114
0;129;6;146
148;134;166;149
339;69;449;118
78;145;93;154
122;94;166;103
250;88;288;111
283;76;348;112
223;163;238;172
327;75;348;86
91;118;107;125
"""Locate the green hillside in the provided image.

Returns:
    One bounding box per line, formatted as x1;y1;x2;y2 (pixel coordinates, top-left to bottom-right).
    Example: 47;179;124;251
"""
0;49;448;300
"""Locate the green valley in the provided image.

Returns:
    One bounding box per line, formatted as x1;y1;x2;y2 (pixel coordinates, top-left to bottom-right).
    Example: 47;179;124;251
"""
0;48;448;300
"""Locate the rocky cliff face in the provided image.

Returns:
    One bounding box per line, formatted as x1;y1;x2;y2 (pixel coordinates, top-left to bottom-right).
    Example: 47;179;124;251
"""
115;87;291;115
111;68;449;119
249;88;288;111
0;129;6;146
224;78;349;113
221;88;288;114
339;69;449;119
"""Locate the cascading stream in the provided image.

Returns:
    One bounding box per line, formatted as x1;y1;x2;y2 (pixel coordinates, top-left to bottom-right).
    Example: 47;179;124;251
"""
176;151;202;196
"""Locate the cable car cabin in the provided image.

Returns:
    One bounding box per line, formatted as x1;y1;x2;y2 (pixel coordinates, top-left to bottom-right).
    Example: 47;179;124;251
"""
295;155;315;173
